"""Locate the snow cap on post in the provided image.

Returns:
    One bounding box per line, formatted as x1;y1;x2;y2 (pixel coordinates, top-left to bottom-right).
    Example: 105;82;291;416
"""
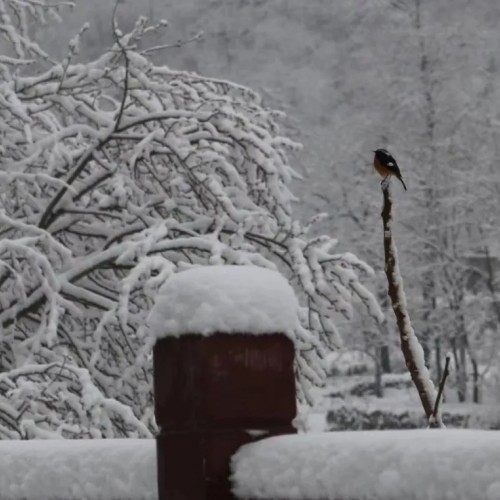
148;265;299;341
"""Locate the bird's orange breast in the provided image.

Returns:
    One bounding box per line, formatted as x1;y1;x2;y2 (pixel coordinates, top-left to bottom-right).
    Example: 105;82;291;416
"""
374;157;395;177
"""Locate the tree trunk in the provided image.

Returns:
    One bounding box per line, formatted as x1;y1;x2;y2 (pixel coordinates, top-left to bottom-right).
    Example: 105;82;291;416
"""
435;337;442;384
471;356;480;403
458;334;467;402
380;344;392;374
374;353;383;398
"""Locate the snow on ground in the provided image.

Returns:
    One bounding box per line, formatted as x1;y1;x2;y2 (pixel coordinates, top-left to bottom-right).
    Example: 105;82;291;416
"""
0;439;155;500
148;265;299;339
231;429;500;500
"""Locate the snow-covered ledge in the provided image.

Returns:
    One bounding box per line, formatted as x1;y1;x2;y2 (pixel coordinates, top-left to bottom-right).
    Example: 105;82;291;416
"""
149;265;299;500
148;265;299;339
0;439;155;500
231;429;500;500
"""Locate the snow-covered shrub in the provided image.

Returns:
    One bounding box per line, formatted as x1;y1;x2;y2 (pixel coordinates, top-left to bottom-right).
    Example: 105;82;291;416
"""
327;350;375;376
0;1;382;438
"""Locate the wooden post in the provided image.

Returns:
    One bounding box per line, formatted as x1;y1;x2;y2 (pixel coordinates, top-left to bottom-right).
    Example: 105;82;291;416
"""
154;332;296;500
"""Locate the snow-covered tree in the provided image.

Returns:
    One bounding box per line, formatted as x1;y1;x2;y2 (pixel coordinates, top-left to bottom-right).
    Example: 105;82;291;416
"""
0;1;383;438
314;0;500;403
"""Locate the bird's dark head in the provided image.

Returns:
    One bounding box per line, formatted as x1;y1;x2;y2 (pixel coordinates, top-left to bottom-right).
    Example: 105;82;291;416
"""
373;148;394;163
373;148;390;158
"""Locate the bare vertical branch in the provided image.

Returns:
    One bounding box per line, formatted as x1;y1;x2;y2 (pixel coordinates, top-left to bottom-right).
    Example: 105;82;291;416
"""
381;180;443;426
112;1;130;132
432;353;451;420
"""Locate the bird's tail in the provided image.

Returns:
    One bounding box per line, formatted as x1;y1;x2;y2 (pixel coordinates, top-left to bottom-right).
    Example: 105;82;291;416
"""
398;176;407;191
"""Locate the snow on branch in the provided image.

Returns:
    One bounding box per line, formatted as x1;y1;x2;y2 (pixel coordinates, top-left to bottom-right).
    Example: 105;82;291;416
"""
0;2;382;437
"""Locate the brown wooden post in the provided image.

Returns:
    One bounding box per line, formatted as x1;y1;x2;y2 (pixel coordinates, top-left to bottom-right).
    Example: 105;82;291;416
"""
154;332;296;500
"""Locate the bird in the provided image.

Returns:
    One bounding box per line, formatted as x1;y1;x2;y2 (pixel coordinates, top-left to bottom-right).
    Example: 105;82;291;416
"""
373;148;407;191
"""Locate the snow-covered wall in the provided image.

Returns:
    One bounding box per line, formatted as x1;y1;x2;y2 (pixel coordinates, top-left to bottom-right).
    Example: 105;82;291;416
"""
0;439;155;500
2;430;500;499
231;429;500;500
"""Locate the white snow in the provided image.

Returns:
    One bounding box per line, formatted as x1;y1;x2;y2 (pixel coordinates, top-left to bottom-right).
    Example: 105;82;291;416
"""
0;439;155;500
148;265;299;339
231;429;500;500
2;430;500;499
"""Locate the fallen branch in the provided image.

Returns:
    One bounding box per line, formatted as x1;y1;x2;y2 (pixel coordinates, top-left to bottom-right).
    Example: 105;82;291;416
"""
381;179;444;427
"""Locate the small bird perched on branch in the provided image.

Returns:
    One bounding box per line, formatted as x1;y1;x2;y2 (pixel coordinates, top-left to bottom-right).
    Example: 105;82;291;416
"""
373;148;407;191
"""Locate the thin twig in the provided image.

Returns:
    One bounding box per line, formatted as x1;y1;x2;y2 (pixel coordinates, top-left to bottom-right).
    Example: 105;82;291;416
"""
432;353;451;419
112;2;130;132
140;32;204;55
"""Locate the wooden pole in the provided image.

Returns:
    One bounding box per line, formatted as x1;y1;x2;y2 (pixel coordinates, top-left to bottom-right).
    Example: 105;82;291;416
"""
154;333;296;500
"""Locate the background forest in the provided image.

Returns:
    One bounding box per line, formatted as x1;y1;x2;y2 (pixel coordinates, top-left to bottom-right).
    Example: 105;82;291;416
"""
3;0;500;435
55;0;500;407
